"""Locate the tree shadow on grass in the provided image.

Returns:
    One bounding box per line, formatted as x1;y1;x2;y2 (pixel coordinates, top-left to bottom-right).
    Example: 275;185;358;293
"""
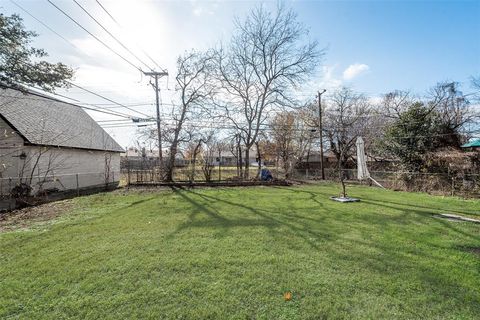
166;187;342;249
275;185;479;242
360;199;480;242
362;197;479;217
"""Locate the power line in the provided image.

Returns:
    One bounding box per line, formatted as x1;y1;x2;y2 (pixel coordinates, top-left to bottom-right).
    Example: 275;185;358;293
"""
98;119;480;138
72;0;153;72
3;56;152;118
65;81;152;118
46;0;143;73
95;0;164;71
9;0;158;117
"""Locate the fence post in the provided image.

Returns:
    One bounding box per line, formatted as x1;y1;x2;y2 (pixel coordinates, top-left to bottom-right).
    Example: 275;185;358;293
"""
76;174;79;196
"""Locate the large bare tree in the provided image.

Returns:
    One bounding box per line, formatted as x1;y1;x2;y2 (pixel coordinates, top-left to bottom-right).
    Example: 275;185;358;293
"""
212;4;321;178
164;51;214;181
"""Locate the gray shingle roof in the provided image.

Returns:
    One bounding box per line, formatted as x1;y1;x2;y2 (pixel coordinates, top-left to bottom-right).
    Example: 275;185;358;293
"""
0;87;123;152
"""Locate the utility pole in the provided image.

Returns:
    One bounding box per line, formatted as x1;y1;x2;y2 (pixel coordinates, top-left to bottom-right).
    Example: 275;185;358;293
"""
144;71;168;178
318;89;326;180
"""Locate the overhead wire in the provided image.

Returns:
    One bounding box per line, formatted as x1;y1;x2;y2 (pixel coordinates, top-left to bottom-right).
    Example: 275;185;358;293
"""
6;3;155;117
72;0;154;72
65;81;152;117
46;0;144;73
95;0;164;71
0;90;134;119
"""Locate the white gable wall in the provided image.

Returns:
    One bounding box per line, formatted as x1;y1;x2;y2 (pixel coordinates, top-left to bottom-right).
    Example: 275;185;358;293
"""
23;146;120;194
0;117;120;195
0;117;23;186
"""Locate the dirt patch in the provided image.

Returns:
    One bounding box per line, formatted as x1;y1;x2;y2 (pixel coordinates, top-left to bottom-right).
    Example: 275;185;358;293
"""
0;199;74;233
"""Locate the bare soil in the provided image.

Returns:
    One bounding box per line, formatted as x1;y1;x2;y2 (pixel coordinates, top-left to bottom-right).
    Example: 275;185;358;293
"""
0;199;74;233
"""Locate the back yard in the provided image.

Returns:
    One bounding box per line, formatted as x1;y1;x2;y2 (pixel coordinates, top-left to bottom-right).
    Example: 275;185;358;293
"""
1;183;479;319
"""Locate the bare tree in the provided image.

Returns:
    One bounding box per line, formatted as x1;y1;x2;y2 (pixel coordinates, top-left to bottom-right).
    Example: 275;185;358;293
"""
199;131;217;182
381;90;414;119
269;110;312;179
212;4;321;178
324;87;371;166
184;139;202;182
323;87;371;197
427;81;475;146
164;50;214;181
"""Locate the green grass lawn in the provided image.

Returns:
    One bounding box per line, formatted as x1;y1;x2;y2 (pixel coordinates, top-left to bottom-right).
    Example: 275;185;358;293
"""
1;183;479;319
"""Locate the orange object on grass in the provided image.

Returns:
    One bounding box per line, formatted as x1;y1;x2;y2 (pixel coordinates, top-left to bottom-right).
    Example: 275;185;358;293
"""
283;291;292;301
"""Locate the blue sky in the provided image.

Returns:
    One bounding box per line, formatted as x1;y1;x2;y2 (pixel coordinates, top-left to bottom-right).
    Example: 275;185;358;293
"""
1;0;479;146
294;0;480;95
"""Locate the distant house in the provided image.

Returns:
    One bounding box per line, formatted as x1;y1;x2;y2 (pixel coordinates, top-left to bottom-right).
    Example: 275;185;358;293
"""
297;149;396;171
0;87;123;199
121;147;266;170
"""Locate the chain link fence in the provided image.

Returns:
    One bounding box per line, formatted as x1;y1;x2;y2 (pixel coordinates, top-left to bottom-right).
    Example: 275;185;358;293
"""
290;168;480;198
123;166;269;184
0;171;120;211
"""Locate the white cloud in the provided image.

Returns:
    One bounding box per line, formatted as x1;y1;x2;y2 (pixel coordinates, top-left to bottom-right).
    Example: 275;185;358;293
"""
320;65;343;89
343;63;370;80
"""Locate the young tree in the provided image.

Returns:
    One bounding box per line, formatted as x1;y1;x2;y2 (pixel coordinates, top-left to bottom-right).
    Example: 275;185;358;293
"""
322;88;371;197
184;139;203;183
212;4;321;178
0;13;73;91
199;132;217;182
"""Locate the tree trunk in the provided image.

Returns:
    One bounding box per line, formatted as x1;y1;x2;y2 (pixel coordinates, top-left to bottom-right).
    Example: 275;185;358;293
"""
238;142;243;179
166;143;178;182
256;142;262;179
244;147;250;179
190;142;201;182
339;148;347;197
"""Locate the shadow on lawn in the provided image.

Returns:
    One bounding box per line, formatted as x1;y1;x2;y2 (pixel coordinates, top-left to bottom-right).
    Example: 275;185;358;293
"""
163;186;480;312
276;186;479;242
166;186;340;249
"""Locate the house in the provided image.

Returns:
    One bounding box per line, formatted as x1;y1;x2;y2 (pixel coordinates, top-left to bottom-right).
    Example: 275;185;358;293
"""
121;147;187;169
121;147;267;170
0;87;123;201
295;150;339;169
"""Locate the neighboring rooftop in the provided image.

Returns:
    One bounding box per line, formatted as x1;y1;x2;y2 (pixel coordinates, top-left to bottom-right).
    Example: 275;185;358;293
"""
461;139;480;148
0;87;123;152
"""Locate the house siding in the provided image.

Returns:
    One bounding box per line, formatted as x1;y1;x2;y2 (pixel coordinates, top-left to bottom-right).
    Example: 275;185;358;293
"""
23;146;120;193
1;143;120;195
